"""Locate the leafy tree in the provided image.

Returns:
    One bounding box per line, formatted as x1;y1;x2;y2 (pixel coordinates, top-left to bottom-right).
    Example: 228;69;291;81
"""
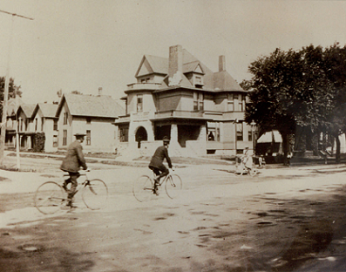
0;77;21;120
245;44;346;164
244;48;302;165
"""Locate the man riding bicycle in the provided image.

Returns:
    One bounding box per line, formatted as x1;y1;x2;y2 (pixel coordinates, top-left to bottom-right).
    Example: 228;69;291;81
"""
60;133;88;207
149;136;173;195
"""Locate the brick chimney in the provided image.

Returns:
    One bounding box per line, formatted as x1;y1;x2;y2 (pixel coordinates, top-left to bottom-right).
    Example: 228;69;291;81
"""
168;45;183;77
98;87;102;96
219;55;226;72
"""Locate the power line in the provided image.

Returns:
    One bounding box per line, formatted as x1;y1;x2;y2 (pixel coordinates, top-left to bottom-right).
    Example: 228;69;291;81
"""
0;9;34;20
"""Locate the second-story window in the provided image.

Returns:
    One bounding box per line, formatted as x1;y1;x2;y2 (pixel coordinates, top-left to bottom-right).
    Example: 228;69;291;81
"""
137;94;143;112
248;130;253;141
63;112;68;125
238;94;245;112
237;122;243;141
63;130;67;146
86;130;91;145
53;120;58;131
19;118;23;131
35;118;38;132
227;94;234;111
193;92;204;111
41;118;44;131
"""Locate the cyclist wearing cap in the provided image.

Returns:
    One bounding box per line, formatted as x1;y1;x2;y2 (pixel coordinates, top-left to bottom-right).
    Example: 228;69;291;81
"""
60;133;88;207
149;136;173;194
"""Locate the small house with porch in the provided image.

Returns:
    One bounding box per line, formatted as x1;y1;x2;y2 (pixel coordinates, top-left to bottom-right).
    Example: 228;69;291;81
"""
56;93;124;152
31;103;59;152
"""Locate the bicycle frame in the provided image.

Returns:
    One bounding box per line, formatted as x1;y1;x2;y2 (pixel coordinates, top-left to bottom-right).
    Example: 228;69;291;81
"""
61;172;91;190
152;172;170;187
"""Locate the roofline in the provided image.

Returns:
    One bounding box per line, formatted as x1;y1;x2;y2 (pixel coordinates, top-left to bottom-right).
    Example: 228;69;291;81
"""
55;95;67;118
150;116;214;122
154;86;247;94
71;114;118;119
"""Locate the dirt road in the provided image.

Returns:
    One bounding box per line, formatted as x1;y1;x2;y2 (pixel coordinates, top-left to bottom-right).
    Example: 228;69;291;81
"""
1;155;346;271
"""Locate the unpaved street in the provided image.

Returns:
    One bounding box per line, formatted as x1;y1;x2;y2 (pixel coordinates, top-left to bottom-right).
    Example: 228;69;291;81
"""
1;155;346;271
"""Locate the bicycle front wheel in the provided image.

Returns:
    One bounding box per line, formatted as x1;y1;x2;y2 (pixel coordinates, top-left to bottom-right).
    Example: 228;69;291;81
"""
133;175;154;202
82;179;108;210
165;174;182;199
34;181;65;214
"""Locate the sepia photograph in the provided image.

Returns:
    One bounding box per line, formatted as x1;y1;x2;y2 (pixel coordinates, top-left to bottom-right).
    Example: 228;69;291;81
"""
0;0;346;271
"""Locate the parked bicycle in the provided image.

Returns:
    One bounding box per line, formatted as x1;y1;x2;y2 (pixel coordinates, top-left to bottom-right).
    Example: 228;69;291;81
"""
133;170;182;202
34;170;108;214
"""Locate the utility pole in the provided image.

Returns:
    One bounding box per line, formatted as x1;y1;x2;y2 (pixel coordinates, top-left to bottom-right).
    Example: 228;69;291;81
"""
0;10;33;166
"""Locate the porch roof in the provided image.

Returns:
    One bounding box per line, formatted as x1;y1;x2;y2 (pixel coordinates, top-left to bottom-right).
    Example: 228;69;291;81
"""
150;116;213;122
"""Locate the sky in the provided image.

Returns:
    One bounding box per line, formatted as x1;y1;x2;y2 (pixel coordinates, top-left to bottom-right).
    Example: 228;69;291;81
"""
0;0;346;104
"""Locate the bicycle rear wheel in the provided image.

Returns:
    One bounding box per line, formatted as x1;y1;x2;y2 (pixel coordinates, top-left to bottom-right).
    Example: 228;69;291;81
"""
82;179;108;210
133;175;154;202
34;181;65;214
165;174;182;199
249;169;257;177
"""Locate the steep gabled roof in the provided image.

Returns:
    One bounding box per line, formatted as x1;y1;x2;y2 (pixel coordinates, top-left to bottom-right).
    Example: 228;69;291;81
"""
213;71;243;92
135;55;168;77
32;103;58;119
133;46;244;93
17;104;36;118
56;94;125;118
145;55;168;74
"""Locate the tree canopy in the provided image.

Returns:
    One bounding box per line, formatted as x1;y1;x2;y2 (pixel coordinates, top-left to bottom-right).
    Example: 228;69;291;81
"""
0;77;21;120
243;43;346;164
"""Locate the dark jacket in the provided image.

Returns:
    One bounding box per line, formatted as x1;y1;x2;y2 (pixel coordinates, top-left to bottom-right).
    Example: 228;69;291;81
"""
60;140;87;173
149;146;172;169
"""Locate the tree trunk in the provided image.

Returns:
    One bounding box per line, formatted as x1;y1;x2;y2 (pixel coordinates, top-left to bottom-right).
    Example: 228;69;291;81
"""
335;135;341;163
281;132;289;166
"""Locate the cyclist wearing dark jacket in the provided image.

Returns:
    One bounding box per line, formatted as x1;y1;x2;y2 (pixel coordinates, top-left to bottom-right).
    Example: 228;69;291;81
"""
149;136;173;192
60;133;88;207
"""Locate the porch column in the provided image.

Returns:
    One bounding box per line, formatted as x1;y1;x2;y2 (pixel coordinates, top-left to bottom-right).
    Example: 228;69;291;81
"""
169;124;180;156
128;122;136;145
199;124;207;142
170;124;178;144
198;124;207;156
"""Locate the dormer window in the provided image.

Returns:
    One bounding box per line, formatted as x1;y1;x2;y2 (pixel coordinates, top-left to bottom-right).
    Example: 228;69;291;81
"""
194;75;203;88
140;77;151;83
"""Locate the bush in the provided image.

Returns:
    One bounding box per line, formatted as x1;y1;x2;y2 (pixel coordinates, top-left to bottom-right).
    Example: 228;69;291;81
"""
33;132;45;152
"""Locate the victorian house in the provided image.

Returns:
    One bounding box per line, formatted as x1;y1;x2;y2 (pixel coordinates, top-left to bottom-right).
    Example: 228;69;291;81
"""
115;45;254;157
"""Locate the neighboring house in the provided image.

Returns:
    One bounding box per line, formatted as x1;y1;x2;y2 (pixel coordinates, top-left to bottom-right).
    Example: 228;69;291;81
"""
16;104;36;149
5;96;22;147
56;93;124;152
115;44;253;157
31;103;59;152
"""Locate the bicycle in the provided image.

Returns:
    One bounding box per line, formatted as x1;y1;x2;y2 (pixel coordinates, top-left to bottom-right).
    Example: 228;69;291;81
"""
235;156;258;177
34;170;108;214
132;170;182;202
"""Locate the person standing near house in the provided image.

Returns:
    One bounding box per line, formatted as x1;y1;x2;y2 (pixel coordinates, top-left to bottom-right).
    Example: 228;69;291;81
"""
242;147;253;171
60;133;88;207
149;136;173;195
